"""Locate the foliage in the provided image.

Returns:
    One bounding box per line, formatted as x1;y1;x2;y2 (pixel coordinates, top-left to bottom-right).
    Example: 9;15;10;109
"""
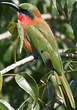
0;0;77;110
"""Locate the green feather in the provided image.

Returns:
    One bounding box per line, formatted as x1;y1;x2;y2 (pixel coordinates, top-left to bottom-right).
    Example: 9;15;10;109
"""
34;21;58;52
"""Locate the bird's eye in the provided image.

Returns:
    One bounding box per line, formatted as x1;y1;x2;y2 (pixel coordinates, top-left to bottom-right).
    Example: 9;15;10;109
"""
41;50;43;53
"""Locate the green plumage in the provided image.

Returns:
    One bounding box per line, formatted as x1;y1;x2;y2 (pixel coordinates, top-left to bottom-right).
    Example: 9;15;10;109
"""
27;25;75;108
27;25;63;74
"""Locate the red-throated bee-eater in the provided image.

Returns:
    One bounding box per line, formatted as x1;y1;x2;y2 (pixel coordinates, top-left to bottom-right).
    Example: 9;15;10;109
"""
0;2;75;108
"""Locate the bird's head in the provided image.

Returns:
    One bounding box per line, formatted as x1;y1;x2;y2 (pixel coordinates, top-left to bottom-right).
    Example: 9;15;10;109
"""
0;2;41;23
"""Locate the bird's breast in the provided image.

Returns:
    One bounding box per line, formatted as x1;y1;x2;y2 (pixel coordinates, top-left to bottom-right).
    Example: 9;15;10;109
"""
18;14;44;53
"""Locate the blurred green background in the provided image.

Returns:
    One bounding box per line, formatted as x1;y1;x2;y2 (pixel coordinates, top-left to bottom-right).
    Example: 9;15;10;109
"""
0;0;77;110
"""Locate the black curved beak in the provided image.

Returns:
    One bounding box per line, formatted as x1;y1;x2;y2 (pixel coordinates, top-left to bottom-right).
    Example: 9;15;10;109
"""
0;2;34;19
0;2;20;11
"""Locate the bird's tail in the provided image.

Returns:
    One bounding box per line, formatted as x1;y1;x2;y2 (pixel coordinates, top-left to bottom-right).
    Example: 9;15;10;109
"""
54;72;75;109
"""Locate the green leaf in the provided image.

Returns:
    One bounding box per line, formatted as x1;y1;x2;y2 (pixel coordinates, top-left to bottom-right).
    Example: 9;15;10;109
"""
0;74;3;91
3;44;17;62
67;0;76;16
65;48;76;53
12;0;19;5
15;73;39;102
18;98;39;110
63;23;74;40
64;60;72;70
17;20;24;53
8;22;18;39
71;1;77;43
55;104;67;110
31;102;39;110
52;0;57;8
56;0;65;15
0;99;14;110
27;102;40;110
17;98;30;110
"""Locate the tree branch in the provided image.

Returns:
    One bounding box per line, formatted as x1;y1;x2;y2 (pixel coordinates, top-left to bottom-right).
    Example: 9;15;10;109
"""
0;31;11;40
0;55;35;75
0;52;77;75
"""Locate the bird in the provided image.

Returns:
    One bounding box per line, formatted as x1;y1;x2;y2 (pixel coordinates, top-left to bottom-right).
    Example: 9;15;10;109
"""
0;2;75;109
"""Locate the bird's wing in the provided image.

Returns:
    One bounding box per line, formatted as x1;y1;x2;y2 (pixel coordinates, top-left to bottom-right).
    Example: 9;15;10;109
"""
27;25;63;74
34;21;58;52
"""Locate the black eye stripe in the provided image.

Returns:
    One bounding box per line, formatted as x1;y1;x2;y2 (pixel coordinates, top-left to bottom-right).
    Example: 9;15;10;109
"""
19;7;34;19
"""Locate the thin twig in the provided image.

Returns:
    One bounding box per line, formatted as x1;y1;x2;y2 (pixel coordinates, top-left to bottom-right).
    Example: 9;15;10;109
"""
54;31;76;48
0;55;35;75
60;52;77;59
4;76;14;82
42;13;66;21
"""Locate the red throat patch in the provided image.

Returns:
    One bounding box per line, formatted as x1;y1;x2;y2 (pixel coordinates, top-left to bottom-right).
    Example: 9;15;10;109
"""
17;14;31;23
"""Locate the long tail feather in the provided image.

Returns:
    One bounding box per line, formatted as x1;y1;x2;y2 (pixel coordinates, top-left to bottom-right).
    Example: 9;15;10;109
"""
51;74;66;106
54;72;75;109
